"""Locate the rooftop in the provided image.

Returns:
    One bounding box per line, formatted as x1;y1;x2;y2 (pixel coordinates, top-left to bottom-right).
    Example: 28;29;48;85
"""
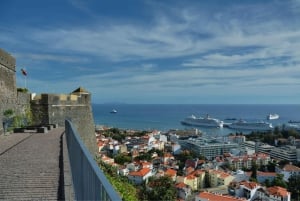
197;192;247;201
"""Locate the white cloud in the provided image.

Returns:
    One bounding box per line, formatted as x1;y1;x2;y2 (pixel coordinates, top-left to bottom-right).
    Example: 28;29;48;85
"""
7;0;300;103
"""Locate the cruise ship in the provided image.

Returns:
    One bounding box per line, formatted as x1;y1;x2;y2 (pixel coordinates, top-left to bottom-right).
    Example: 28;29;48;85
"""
181;114;223;128
228;120;273;131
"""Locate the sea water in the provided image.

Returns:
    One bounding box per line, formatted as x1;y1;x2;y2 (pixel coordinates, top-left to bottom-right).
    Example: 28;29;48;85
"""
92;104;300;136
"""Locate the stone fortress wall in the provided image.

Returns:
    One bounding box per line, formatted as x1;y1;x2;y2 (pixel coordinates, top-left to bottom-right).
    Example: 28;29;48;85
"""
0;48;96;154
31;88;97;153
0;48;31;133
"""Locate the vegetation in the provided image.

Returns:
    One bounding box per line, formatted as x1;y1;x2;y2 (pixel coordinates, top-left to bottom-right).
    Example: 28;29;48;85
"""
17;88;29;93
249;162;258;182
100;128;151;142
245;127;300;145
3;106;33;131
138;176;176;201
174;150;204;175
114;153;132;165
3;109;14;118
134;149;163;161
272;174;287;188
96;157;138;201
288;173;300;200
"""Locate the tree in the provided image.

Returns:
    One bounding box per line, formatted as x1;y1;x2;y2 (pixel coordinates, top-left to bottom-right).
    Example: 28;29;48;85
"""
267;161;277;172
250;162;257;181
264;179;271;187
272;174;287;188
288;173;300;200
114;153;132;165
139;176;176;201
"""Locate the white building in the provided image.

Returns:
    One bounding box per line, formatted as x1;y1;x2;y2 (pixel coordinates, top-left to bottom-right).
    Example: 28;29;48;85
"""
275;164;300;182
270;146;299;162
127;168;152;184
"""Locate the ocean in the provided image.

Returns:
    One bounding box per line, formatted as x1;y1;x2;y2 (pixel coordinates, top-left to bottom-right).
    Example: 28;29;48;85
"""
92;104;300;136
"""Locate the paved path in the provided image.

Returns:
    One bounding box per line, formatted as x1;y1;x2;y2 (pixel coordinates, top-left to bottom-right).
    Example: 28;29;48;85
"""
0;128;65;200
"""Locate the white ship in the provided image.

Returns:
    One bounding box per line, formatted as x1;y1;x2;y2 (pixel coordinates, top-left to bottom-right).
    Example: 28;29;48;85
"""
228;120;273;131
181;114;223;128
110;109;117;113
267;114;279;120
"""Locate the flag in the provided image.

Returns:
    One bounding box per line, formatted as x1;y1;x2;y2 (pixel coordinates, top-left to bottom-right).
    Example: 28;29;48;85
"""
21;68;27;76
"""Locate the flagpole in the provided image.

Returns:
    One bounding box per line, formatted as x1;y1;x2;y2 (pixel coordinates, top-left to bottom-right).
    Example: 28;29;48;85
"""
21;68;27;89
25;76;27;89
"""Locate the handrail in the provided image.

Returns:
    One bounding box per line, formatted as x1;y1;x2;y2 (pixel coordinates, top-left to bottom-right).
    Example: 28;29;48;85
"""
65;119;121;201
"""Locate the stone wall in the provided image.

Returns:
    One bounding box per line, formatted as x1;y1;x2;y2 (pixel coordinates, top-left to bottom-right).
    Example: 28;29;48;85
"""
30;89;97;154
0;49;28;134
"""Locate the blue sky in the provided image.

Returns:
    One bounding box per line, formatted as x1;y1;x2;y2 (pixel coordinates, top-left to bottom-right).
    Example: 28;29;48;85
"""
1;0;300;104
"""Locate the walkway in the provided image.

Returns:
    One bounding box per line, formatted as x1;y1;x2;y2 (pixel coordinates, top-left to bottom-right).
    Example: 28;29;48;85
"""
0;128;65;200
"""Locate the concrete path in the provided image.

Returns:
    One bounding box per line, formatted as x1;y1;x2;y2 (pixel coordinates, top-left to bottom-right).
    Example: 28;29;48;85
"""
0;128;65;200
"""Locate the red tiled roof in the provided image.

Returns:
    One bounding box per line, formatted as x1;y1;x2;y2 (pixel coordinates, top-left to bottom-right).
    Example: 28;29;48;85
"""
240;181;259;190
186;174;196;180
257;171;277;177
283;164;300;172
165;168;177;177
129;168;151;177
267;186;290;197
197;192;247;201
191;169;205;176
219;172;231;179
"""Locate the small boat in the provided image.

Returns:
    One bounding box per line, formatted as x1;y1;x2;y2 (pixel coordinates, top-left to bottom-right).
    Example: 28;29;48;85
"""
110;109;117;114
267;114;279;120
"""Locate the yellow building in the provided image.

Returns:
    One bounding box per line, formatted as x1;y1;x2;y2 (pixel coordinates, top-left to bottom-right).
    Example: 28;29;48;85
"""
208;169;234;187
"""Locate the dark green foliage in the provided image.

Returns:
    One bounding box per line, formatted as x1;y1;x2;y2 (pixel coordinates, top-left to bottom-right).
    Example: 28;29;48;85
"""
272;174;287;188
288;173;300;200
96;156;138;201
114;153;132;165
245;128;300;145
134;149;163;161
139;176;176;201
101;128;126;141
3;109;14;117
17;88;29;93
264;179;271;187
250;162;257;181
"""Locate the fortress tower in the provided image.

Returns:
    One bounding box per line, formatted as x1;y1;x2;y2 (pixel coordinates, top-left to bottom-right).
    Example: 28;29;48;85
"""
0;49;30;134
0;48;96;153
31;87;97;153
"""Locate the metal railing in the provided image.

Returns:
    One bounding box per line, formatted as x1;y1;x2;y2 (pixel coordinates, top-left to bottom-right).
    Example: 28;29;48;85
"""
65;119;121;201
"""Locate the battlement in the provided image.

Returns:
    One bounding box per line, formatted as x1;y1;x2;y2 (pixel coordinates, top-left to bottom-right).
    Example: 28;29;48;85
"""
0;48;16;71
31;92;90;106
